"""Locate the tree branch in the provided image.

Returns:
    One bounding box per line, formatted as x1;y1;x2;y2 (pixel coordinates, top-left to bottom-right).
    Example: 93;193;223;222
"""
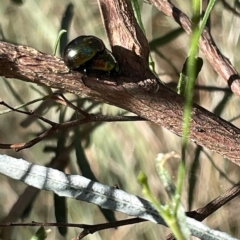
0;154;237;240
0;0;240;165
149;0;240;97
166;182;240;240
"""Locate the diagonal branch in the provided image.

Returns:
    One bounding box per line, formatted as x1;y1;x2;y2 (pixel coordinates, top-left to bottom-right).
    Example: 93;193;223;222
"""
0;155;240;240
0;100;144;151
149;0;240;97
0;0;240;164
0;155;237;240
166;182;240;240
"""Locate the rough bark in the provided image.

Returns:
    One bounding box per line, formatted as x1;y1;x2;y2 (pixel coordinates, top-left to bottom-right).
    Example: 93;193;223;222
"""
0;0;240;165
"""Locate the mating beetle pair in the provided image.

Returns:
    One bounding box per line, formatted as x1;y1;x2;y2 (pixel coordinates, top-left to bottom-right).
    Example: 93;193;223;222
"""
63;35;119;74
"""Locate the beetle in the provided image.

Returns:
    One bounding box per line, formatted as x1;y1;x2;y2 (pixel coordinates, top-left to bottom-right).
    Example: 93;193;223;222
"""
88;49;120;74
63;35;105;70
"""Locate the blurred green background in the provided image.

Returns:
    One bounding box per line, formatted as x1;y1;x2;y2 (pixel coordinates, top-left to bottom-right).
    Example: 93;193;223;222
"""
1;0;240;239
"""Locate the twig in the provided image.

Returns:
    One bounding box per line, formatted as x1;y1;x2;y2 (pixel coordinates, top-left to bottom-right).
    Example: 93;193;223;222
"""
2;181;240;240
59;93;89;116
0;155;237;240
0;218;146;231
221;0;240;17
0;218;145;240
149;0;240;97
0;100;145;151
166;182;240;240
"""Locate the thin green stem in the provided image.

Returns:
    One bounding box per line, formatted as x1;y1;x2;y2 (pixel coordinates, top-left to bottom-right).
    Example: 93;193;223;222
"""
177;0;216;204
138;171;188;240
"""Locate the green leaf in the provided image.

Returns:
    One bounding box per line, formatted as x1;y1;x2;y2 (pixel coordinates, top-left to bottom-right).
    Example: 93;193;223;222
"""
30;227;51;240
54;194;67;236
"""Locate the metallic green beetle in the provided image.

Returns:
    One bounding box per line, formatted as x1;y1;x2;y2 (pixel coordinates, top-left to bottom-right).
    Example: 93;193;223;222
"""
89;49;120;74
63;35;105;70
